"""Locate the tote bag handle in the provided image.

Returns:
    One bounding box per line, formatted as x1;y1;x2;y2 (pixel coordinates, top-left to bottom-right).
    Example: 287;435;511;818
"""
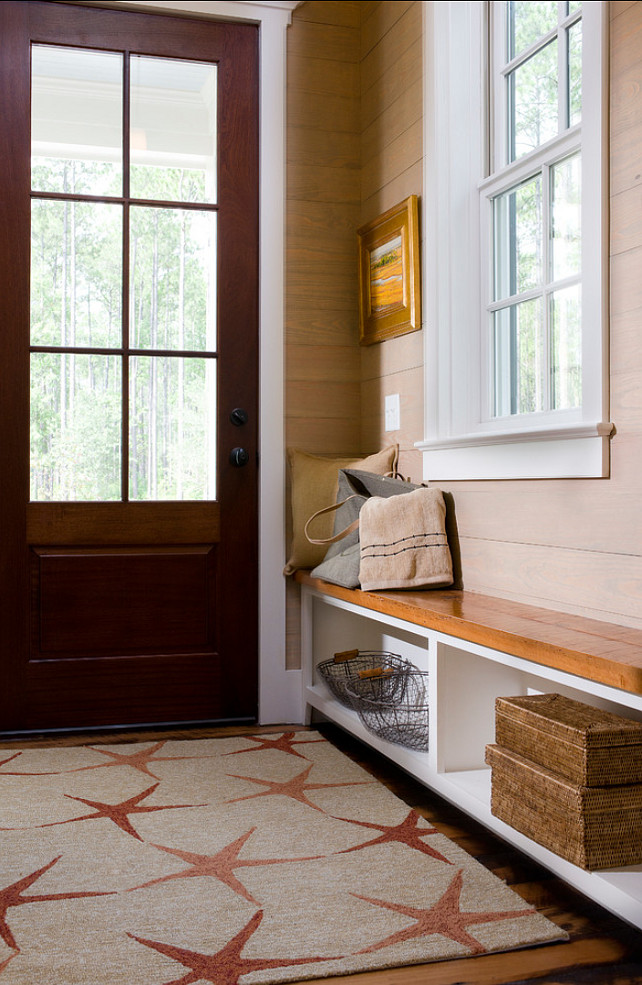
303;496;362;546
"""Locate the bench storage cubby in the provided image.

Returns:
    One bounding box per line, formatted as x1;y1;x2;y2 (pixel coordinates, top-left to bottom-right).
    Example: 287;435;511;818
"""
297;571;642;930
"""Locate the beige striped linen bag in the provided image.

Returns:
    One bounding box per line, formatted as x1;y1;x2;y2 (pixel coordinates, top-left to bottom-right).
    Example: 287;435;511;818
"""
357;484;453;591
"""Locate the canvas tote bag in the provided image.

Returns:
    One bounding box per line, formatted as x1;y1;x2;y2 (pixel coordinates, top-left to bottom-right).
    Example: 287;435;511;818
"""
305;469;453;591
306;469;415;588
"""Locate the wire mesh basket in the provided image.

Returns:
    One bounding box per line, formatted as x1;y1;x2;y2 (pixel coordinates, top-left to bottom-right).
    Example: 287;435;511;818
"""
345;670;430;751
316;649;410;709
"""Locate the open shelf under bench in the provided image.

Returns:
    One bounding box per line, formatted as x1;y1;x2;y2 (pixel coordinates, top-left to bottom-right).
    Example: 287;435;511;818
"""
296;571;642;930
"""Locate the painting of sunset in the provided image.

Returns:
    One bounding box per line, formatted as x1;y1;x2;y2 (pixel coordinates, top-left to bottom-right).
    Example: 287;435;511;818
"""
369;235;403;312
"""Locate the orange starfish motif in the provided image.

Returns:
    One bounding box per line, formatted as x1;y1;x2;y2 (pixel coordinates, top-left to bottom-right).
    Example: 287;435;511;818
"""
67;741;218;780
225;764;372;813
129;829;321;905
0;754;22;771
0;953;15;976
128;909;340;985
353;868;534;956
0;741;221;779
2;783;206;842
223;732;325;761
0;856;111;951
333;809;453;864
0;752;77;777
0;742;214;779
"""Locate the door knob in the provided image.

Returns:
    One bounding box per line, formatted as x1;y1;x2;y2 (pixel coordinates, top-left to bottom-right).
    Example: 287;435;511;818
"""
229;447;249;467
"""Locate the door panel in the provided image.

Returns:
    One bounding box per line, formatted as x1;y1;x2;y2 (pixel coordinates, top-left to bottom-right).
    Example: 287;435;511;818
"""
25;654;222;732
33;547;214;654
0;1;259;732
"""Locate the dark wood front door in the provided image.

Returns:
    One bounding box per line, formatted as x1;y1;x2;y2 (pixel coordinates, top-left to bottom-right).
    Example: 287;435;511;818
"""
0;2;259;732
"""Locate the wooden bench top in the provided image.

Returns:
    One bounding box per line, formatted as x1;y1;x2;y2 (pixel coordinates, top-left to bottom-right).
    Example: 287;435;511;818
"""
295;571;642;697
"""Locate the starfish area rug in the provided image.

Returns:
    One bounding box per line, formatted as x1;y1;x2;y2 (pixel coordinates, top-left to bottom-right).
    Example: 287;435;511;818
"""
0;731;567;984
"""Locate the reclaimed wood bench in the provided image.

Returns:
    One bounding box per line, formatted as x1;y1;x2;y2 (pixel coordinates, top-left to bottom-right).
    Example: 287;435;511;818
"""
296;571;642;696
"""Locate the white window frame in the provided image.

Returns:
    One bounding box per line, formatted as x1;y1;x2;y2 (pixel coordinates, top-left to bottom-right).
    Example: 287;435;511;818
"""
418;1;611;480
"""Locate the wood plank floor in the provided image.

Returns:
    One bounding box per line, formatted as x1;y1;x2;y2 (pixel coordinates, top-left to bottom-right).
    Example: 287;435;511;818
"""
2;721;642;984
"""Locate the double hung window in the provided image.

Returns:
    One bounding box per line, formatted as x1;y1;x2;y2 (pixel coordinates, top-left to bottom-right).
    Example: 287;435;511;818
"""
486;2;582;423
420;1;609;479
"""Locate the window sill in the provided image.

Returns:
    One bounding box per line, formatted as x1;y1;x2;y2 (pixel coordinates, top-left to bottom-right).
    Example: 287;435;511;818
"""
416;422;614;480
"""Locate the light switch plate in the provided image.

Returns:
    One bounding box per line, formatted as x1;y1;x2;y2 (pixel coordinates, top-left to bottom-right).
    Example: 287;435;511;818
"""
385;393;400;432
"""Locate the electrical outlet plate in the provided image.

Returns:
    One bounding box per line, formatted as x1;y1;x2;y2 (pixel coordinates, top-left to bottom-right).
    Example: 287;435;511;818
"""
385;393;400;432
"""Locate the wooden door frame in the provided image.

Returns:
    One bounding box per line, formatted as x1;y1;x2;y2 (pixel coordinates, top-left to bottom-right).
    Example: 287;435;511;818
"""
0;0;304;728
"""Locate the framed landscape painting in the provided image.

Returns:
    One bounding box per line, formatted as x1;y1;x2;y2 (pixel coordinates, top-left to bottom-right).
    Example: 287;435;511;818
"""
357;195;420;345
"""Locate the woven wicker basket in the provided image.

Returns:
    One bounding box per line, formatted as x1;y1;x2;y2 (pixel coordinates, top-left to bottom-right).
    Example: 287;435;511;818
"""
486;743;642;870
495;693;642;787
345;670;429;751
316;650;410;709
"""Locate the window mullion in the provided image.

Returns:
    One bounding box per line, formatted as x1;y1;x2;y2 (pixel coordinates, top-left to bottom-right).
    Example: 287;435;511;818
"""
491;0;508;171
542;161;552;413
508;182;518;413
489;285;545;312
501;26;559;75
121;51;130;503
558;2;570;131
481;179;494;423
482;1;492;177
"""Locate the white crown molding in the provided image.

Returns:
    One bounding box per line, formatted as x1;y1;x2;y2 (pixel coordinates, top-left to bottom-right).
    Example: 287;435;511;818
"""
66;0;301;22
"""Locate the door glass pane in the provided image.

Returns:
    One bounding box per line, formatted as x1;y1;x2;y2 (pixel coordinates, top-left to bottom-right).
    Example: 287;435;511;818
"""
509;39;558;160
508;2;558;60
130;207;216;351
129;356;216;500
550;153;581;282
494;299;544;417
130;56;217;204
31;353;122;501
551;284;581;410
494;174;542;301
30;46;221;505
568;20;582;126
31;45;123;197
31;201;122;348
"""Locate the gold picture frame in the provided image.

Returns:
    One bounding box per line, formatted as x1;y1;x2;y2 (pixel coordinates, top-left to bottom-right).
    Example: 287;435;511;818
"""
357;195;421;346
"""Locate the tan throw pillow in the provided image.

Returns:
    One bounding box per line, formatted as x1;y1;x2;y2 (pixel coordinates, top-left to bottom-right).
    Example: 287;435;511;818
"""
283;445;398;575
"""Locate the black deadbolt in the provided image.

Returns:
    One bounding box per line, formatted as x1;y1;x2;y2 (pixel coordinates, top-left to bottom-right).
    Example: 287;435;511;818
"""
230;407;249;427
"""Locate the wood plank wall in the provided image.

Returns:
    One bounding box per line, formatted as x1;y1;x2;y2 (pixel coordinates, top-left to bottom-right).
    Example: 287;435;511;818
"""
359;1;424;482
285;1;361;459
285;2;642;671
285;0;424;470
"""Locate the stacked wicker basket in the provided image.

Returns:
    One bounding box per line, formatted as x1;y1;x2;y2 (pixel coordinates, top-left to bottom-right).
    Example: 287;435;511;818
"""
485;693;642;870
